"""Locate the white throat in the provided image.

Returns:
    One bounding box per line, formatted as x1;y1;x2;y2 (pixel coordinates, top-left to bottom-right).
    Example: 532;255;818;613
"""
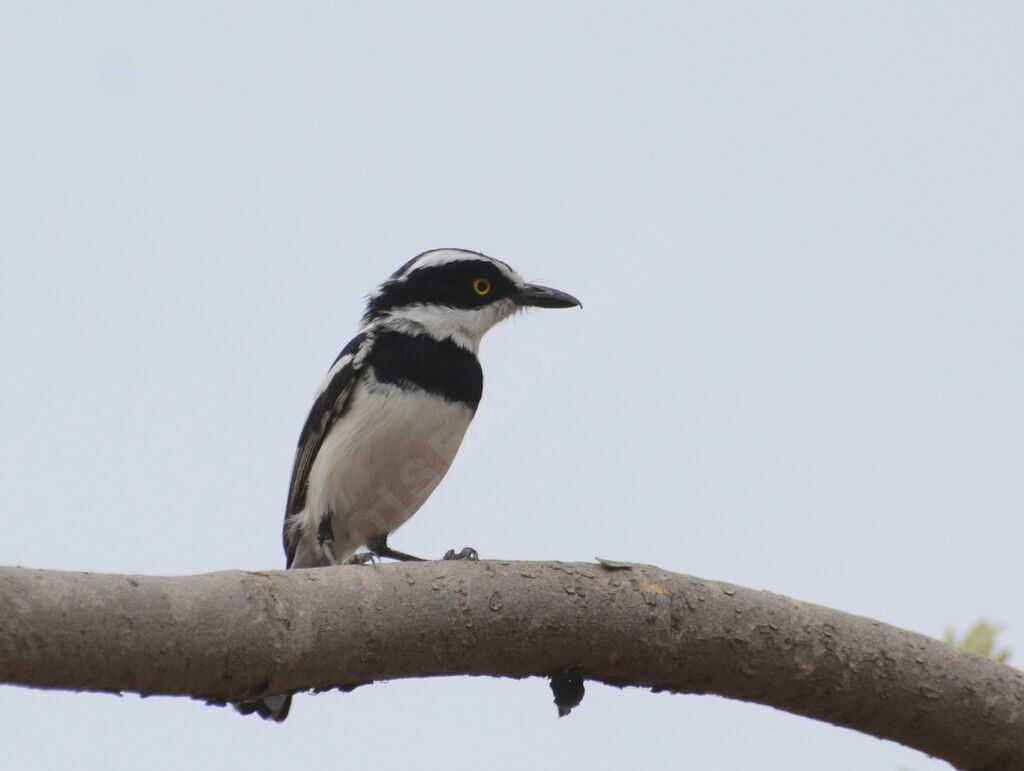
374;300;518;352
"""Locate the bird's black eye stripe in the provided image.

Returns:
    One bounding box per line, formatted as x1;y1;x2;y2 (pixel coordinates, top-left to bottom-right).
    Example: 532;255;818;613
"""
366;260;515;318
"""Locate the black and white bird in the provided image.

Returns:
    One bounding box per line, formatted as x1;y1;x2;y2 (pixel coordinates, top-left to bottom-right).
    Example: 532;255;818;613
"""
237;248;580;721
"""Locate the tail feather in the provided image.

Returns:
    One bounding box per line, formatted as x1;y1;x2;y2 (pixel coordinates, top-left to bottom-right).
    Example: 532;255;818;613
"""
235;694;292;722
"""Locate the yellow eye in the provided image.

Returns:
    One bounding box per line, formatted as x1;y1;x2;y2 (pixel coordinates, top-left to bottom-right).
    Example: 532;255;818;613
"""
473;278;491;296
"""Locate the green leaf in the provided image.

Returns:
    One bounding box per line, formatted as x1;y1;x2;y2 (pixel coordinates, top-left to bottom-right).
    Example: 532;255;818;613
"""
945;620;1011;663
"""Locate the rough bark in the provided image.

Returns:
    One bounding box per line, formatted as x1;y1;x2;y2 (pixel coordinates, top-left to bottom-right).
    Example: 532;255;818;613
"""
1;561;1020;769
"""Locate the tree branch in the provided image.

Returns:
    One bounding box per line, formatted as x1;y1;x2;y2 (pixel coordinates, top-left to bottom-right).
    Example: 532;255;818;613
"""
1;561;1020;769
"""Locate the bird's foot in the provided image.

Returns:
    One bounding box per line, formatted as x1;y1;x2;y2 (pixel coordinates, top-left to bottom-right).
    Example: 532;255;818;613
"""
443;547;479;561
343;551;378;566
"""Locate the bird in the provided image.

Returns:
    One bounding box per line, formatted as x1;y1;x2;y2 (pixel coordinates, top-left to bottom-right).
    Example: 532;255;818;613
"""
236;248;580;721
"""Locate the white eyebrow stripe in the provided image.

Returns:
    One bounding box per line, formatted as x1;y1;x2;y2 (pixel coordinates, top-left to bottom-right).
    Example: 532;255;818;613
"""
400;248;515;277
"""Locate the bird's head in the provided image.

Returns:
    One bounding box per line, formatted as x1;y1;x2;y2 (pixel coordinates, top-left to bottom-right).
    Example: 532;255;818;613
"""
363;248;581;351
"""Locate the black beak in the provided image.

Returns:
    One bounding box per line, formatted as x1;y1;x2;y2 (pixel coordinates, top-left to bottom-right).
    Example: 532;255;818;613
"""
515;283;582;309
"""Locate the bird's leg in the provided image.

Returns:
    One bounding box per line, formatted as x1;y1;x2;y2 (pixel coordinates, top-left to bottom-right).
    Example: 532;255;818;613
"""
319;514;378;565
366;532;425;562
443;547;479;561
317;516;342;566
364;533;478;562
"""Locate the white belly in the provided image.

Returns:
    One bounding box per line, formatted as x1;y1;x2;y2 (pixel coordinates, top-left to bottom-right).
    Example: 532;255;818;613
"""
296;379;475;565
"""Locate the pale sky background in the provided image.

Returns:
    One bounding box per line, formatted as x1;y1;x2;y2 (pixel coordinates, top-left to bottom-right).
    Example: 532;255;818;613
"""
2;3;1022;769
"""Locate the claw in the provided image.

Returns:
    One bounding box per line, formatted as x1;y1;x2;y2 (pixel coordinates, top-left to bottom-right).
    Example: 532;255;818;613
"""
343;551;378;566
443;547;479;561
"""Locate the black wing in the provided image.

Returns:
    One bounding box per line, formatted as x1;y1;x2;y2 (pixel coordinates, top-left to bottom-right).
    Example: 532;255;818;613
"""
283;332;371;564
